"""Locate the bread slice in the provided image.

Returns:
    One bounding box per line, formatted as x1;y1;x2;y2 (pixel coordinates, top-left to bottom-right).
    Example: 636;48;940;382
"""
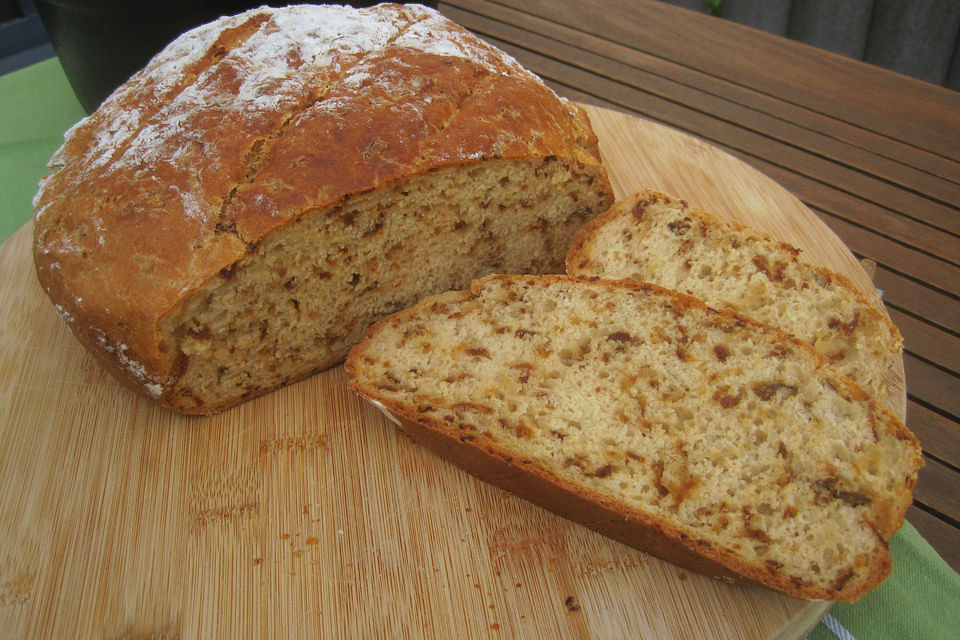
566;190;902;405
345;274;921;601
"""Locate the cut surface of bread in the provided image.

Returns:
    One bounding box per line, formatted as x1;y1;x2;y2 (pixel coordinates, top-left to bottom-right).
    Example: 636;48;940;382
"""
566;190;902;405
163;159;604;412
32;4;612;413
346;275;921;601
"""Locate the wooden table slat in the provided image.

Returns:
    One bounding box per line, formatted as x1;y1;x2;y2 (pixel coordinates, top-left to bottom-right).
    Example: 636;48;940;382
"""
474;0;960;162
914;459;960;525
443;1;960;206
889;309;960;377
748;178;960;274
761;179;960;269
906;401;960;472
805;213;960;299
876;268;960;336
906;505;960;574
904;355;960;420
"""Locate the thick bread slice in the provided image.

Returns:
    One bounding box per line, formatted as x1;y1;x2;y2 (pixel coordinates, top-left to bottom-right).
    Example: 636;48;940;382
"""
345;274;921;601
566;190;902;405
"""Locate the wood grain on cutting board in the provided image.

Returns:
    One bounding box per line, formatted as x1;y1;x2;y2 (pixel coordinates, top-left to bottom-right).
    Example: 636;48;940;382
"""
0;106;903;639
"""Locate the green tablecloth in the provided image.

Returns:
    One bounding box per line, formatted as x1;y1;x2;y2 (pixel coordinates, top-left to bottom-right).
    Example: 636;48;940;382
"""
0;58;85;242
2;58;958;640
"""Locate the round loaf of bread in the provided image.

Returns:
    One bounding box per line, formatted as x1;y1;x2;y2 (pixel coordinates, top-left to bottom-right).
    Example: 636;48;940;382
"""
32;3;614;413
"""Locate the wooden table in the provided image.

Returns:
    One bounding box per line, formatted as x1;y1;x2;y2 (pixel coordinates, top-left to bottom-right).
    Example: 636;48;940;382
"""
436;0;960;573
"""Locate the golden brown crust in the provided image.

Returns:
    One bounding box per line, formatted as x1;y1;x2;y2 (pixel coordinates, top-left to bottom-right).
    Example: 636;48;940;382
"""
346;274;921;601
32;4;612;409
364;391;756;586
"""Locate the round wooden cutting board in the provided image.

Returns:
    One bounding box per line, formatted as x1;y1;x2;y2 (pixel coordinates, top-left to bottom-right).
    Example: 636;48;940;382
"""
0;105;902;639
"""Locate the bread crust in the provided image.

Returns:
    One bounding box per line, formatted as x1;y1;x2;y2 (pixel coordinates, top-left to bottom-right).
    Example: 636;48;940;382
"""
346;274;921;601
32;4;612;411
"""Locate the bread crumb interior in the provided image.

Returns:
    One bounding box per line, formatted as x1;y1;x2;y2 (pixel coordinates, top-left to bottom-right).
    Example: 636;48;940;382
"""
569;197;900;402
162;159;605;410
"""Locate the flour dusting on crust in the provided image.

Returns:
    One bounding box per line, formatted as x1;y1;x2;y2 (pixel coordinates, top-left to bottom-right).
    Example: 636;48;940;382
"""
36;3;534;216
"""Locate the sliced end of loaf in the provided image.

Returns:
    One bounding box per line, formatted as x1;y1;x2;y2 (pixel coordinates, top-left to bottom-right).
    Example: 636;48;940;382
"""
159;159;611;413
346;274;922;601
566;189;903;406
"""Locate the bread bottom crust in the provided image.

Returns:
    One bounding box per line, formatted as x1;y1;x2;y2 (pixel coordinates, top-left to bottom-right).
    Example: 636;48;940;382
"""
373;395;757;587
